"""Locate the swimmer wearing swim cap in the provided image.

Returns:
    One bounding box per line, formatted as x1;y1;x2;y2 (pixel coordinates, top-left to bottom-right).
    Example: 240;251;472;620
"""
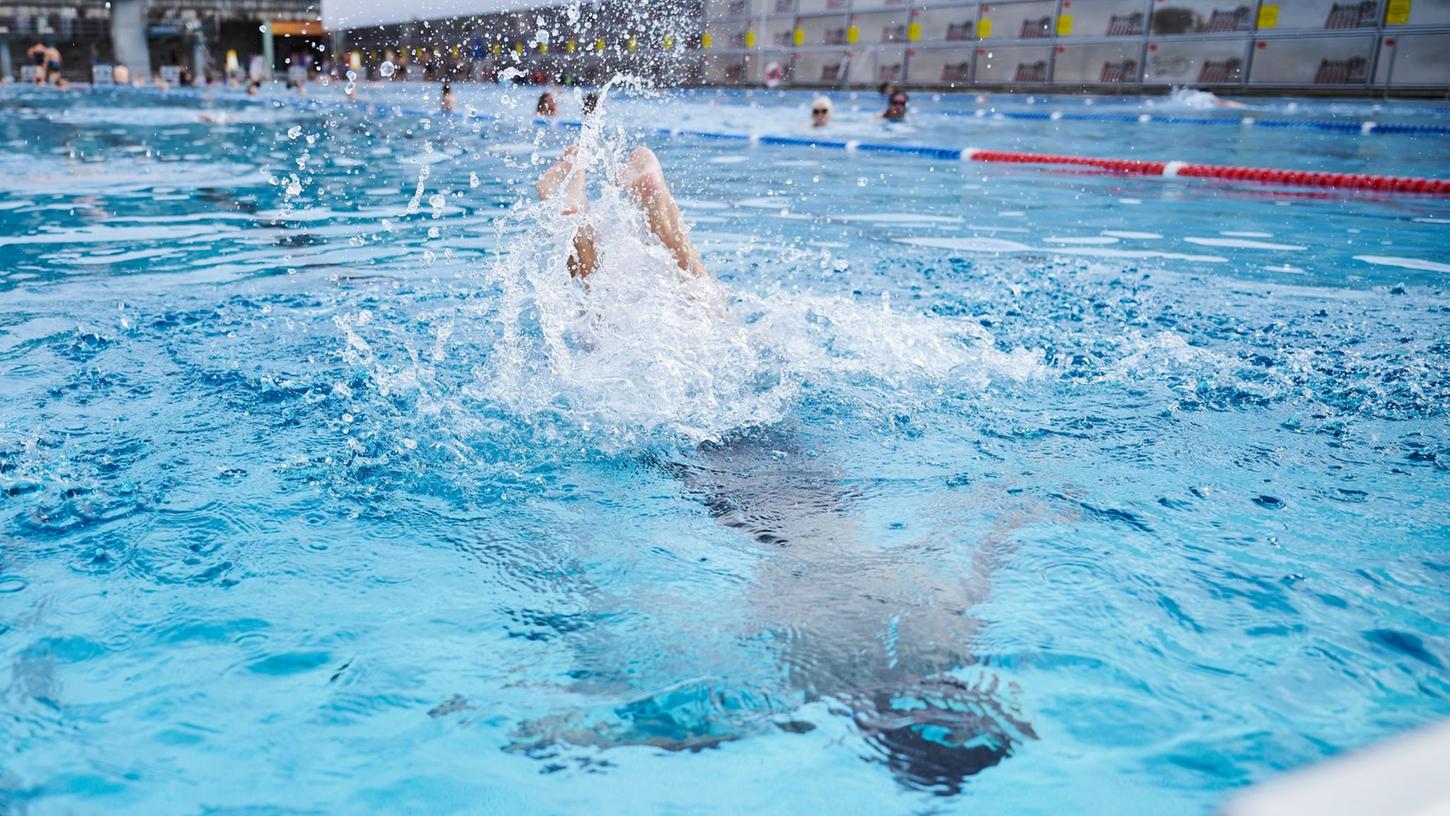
811;96;832;128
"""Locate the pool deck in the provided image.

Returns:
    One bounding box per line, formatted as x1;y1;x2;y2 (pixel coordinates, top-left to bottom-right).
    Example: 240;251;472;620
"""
1223;718;1450;816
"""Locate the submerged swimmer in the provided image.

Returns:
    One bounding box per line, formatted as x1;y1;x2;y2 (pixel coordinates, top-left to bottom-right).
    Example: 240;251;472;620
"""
535;144;706;279
489;144;1042;794
499;428;1043;794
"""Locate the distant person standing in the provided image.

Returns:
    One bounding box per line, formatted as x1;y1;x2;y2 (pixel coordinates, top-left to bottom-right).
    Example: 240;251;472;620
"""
27;42;47;83
44;45;62;85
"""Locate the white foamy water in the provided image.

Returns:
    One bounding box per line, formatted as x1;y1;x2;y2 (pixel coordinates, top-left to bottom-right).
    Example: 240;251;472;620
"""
1185;236;1306;251
46;105;305;127
836;213;965;225
1044;236;1118;245
0;223;240;246
383;119;1048;452
1353;255;1450;273
898;236;1227;263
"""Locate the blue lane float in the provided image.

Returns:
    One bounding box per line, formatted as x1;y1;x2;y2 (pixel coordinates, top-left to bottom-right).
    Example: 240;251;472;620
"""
75;81;1450;139
72;83;1450;195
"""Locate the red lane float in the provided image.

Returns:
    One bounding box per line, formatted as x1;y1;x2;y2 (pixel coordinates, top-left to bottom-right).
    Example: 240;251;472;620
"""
960;148;1450;195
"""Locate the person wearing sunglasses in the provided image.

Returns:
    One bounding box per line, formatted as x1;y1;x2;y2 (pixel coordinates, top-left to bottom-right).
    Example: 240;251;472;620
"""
810;96;832;128
880;91;908;122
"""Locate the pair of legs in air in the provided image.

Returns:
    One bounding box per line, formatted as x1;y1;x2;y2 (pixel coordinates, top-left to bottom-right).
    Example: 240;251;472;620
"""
536;146;706;279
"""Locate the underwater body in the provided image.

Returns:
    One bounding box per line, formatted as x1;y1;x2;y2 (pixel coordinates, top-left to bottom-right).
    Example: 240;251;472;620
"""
1;84;1449;813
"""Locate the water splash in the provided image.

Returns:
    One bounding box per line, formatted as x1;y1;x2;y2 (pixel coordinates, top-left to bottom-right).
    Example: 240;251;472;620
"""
434;105;1047;451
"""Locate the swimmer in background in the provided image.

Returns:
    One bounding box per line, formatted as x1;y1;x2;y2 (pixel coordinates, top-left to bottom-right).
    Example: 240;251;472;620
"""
27;42;47;83
810;96;832;128
44;45;63;85
113;63;130;86
535;144;705;280
440;80;455;113
581;91;600;118
880;91;908;122
536;91;557;117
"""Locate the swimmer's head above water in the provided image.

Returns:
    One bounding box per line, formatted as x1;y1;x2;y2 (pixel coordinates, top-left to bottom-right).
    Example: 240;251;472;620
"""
811;96;832;128
882;92;908;122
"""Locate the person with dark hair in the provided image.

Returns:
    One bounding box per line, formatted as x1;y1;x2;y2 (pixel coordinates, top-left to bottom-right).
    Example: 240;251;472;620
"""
880;91;908;122
44;45;63;85
581;91;600;118
440;80;455;113
535;91;557;117
27;41;48;83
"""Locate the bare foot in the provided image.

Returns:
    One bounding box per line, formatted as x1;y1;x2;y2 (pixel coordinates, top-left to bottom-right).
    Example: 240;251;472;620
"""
536;145;587;215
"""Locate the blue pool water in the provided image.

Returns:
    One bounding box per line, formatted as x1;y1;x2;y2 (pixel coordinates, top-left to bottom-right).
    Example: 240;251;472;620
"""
1;83;1449;814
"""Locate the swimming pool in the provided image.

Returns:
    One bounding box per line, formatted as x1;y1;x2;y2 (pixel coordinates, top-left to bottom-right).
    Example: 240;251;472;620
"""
1;83;1448;814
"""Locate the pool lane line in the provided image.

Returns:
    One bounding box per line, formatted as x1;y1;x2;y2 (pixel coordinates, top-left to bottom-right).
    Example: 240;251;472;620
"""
955;149;1450;195
71;81;1450;140
625;118;1450;194
74;84;1450;196
649;86;1450;137
935;109;1450;137
692;86;1450;122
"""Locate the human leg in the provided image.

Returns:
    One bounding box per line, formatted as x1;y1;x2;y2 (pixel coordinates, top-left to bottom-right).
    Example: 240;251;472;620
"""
618;147;706;277
536;146;597;278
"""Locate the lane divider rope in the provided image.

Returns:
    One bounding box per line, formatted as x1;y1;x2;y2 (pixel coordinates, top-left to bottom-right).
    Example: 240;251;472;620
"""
75;84;1450;196
70;81;1450;137
953;148;1450;194
941;108;1450;137
696;86;1450;129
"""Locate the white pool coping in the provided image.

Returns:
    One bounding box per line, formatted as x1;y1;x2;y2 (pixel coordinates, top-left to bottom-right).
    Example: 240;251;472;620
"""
1222;718;1450;816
